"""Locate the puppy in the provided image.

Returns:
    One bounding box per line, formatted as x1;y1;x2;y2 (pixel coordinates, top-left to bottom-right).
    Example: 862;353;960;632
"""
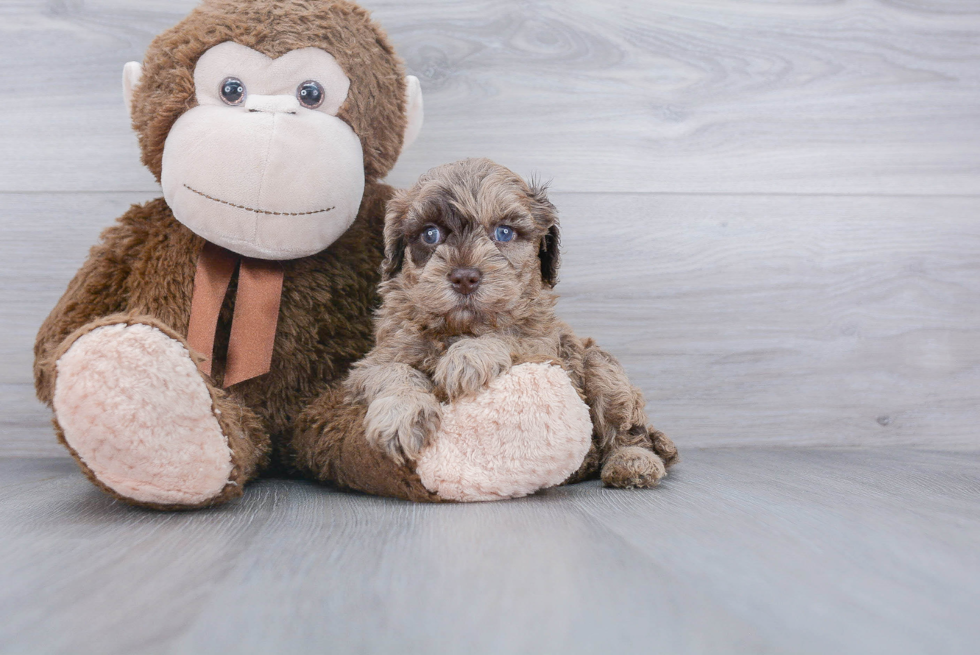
345;158;677;488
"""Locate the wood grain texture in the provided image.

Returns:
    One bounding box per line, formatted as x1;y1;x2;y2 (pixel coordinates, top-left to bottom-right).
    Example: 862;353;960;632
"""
1;0;979;193
4;191;977;455
555;193;980;449
2;3;978;653
1;449;977;654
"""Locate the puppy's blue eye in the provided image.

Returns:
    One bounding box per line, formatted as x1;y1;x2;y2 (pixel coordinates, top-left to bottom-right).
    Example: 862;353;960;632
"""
421;225;442;245
493;226;515;242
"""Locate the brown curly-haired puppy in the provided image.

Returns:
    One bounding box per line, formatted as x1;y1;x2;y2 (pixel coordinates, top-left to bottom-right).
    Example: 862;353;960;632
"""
345;158;678;488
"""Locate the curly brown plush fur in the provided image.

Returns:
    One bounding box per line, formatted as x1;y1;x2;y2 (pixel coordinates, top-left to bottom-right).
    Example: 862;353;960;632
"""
291;159;678;499
34;0;414;508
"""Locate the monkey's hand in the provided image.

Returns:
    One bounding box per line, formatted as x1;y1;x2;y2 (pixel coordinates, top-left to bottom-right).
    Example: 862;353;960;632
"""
364;391;442;464
434;336;513;402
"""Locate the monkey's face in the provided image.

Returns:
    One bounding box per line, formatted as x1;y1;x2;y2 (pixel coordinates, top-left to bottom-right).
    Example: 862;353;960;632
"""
160;42;365;260
382;159;561;335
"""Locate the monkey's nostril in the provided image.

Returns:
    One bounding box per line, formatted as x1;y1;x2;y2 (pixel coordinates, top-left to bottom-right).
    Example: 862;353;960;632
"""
449;267;482;295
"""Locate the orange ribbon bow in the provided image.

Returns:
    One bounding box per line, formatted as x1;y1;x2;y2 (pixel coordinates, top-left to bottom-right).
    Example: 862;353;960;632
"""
186;242;284;387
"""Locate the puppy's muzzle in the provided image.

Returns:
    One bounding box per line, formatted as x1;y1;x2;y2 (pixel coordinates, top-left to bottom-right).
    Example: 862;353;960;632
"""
449;267;482;296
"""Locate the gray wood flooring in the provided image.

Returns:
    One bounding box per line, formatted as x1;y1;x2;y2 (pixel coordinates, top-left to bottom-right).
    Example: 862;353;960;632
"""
1;449;978;655
2;1;979;653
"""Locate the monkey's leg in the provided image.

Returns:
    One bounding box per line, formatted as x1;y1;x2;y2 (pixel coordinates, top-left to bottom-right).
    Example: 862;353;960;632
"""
290;385;443;503
50;315;270;510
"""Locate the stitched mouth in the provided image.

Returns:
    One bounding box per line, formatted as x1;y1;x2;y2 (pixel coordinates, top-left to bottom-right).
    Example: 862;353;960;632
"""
183;184;335;216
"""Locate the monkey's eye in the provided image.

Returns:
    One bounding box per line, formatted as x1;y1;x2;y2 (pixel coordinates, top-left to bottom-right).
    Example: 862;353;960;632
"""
219;77;246;106
493;226;516;243
421;225;443;245
297;80;325;109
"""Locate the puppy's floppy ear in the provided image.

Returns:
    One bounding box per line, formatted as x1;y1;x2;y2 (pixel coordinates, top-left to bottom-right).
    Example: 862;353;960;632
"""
528;178;561;287
539;224;561;287
381;191;409;281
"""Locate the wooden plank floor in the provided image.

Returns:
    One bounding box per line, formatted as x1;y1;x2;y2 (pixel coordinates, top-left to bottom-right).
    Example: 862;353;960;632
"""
1;449;978;654
2;1;979;653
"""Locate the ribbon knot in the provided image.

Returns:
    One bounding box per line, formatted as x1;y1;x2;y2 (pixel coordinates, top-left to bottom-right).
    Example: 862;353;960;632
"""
186;242;284;387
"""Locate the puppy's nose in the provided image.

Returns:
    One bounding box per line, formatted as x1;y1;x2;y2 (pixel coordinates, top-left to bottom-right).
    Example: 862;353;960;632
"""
449;267;482;295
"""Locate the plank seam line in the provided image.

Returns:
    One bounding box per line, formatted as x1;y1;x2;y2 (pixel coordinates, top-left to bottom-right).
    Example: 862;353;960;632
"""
4;190;980;199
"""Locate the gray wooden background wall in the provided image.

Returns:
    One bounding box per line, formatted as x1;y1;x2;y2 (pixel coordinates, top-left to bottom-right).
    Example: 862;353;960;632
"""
2;0;979;455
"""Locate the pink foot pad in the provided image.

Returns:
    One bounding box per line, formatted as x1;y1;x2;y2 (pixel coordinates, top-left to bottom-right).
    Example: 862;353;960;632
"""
416;363;592;502
53;323;233;506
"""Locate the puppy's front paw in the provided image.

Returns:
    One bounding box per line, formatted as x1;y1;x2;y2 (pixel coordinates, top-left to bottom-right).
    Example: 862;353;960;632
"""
601;446;667;489
434;338;512;401
365;392;442;464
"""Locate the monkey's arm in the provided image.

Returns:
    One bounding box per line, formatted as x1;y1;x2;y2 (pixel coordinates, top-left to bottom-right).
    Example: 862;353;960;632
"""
34;221;136;405
291;383;444;502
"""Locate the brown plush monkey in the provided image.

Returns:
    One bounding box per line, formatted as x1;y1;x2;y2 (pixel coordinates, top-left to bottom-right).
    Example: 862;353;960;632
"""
33;0;431;509
35;0;664;508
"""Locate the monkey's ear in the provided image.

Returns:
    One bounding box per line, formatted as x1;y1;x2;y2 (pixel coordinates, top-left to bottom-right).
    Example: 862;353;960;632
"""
122;61;143;119
402;76;424;151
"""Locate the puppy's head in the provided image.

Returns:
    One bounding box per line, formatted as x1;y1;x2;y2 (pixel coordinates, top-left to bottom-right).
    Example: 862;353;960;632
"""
381;158;560;335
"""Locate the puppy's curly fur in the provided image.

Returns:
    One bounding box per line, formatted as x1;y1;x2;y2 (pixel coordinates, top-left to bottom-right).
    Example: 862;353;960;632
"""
345;158;678;488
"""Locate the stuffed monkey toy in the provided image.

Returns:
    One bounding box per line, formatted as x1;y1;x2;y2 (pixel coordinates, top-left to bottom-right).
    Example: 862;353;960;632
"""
34;0;598;508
